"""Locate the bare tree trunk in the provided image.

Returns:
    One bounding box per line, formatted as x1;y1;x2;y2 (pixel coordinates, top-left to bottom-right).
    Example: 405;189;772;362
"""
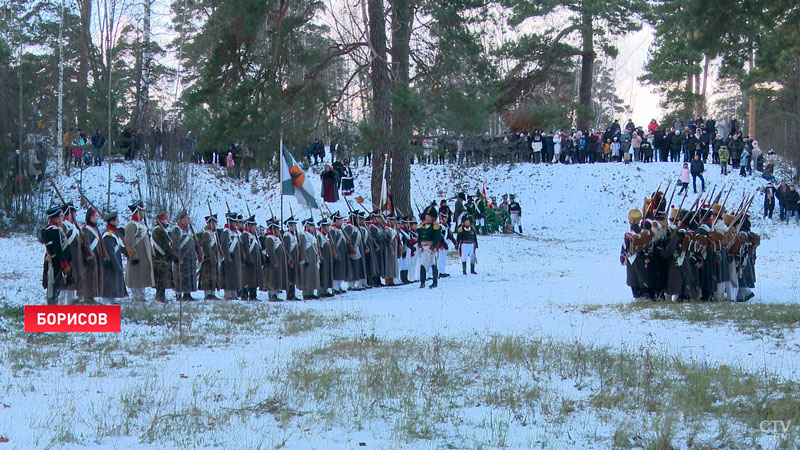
748;47;756;137
57;0;65;172
136;0;152;133
577;8;594;130
77;0;92;125
390;0;413;215
367;0;390;210
699;54;709;115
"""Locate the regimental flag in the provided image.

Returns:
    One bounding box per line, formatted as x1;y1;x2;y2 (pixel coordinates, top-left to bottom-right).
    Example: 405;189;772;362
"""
280;141;318;209
380;159;389;211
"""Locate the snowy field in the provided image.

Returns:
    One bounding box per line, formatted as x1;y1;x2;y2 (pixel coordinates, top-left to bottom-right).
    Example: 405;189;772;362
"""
1;159;799;449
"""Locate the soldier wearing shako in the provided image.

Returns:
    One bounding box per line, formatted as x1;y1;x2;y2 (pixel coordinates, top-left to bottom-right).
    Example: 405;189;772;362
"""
171;209;202;301
198;214;222;300
41;205;71;305
60;202;84;304
101;212;128;303
417;203;444;288
456;215;478;275
474;190;487;234
316;217;336;297
240;215;263;301
282;216;300;300
344;211;367;290
78;207;105;302
298;218;321;299
259;218;287;301
437;211;455;278
453;192;466;232
329;211;352;293
220;212;243;300
124;200;154;301
151;211;177;302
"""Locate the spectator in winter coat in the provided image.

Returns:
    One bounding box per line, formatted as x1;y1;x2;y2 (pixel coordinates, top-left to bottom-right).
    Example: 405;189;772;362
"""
729;116;740;136
718;145;730;175
739;147;751;177
677;163;691;195
531;135;543;163
551;132;562;163
669;130;682;162
647;119;658;134
785;184;800;224
610;136;621;162
776;180;791;221
91;129;106;166
631;133;643;162
764;182;776;219
690;154;705;193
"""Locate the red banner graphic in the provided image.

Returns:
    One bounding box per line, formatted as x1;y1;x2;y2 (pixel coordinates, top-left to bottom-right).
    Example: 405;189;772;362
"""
24;305;121;332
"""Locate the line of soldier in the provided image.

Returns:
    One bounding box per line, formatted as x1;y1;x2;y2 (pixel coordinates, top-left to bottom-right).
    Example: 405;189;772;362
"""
40;199;483;304
620;187;760;302
443;190;523;235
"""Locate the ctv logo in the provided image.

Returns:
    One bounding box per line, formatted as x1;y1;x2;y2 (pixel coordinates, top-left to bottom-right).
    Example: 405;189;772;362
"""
760;420;793;441
24;305;121;332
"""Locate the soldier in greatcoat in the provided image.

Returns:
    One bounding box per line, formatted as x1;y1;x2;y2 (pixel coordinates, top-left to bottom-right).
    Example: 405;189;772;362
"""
298;218;321;299
123;200;154;301
329;212;352;293
170;209;202;301
316;217;335;297
344;211;366;290
260;218;287;301
78;206;105;301
198;214;222;300
220;212;243;300
282;216;300;300
151;211;176;302
102;212;128;302
240;215;263;301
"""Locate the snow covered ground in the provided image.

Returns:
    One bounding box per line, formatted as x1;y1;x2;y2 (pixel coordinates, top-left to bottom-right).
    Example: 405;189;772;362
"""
1;159;799;449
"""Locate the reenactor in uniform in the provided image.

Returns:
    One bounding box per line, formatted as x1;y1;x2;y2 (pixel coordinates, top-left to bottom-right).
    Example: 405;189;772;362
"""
298;218;321;299
438;200;452;227
368;213;386;287
474;191;487;234
101;212;128;303
41;206;70;305
508;195;522;233
316;218;335;297
499;195;509;213
198;214;222;300
359;212;379;288
456;215;478;275
407;215;419;282
240;215;263;301
344;211;366;290
78;207;105;302
170;209;202;301
60;202;84;304
220;212;243;300
124;200;154;302
383;214;400;286
329;211;352;293
151;211;176;302
620;208;646;298
436;211;455;278
260;218;287;302
282;216;300;300
417;203;443;288
396;216;411;284
453;193;466;233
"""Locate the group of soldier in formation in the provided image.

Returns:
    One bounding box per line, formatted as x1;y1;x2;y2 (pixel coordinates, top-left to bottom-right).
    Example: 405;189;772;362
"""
620;184;760;302
39;192;521;303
